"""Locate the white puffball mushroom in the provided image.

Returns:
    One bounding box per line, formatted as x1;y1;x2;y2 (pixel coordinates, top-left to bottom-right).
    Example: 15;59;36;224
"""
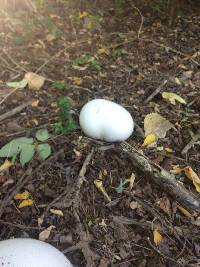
0;238;73;267
79;99;134;142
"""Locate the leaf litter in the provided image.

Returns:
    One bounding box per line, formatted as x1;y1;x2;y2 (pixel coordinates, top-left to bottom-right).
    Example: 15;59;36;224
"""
0;1;200;267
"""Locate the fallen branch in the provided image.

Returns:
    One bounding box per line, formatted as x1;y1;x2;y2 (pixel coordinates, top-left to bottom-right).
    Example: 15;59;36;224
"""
120;142;200;211
0;100;32;122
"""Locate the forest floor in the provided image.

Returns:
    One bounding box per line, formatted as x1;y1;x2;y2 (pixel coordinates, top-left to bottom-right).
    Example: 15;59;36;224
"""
0;0;200;266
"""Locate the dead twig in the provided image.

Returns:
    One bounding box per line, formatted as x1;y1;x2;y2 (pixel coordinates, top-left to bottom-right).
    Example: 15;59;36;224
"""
145;79;168;103
0;100;32;122
120;142;200;211
181;134;200;155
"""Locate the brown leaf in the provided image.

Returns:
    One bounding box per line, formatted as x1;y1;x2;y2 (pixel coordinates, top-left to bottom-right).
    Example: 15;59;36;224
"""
183;166;200;193
159;197;171;215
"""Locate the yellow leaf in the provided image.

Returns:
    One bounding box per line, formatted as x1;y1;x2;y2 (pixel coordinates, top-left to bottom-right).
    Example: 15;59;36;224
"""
177;205;193;218
14;190;30;200
25;72;45;91
50;209;64;217
178;64;187;70
183;166;200;193
153;229;163;246
175;77;181;85
165;147;173;153
31;99;39;107
144;113;174;140
73;77;82;85
94;179;111;202
162;92;186;105
0;159;13;172
142;134;156;146
98;47;110;55
18;199;33;208
79;11;89;19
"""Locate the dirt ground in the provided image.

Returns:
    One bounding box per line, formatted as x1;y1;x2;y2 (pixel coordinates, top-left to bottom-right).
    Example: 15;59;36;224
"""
0;0;200;266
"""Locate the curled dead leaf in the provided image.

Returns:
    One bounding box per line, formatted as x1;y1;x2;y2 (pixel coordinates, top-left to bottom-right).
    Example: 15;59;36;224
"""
183;166;200;193
25;72;45;90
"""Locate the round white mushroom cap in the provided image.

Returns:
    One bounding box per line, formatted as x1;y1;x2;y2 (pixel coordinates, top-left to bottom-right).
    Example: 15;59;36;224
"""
0;238;73;267
79;99;134;142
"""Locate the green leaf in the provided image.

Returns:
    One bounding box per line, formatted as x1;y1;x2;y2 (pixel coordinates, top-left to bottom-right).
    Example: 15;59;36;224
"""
6;79;28;89
20;144;35;166
0;137;33;157
37;143;51;160
115;179;129;194
36;129;49;141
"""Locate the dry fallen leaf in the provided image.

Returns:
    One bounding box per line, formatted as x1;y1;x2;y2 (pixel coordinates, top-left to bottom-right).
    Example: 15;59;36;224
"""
142;134;156;147
177;205;193;218
79;11;89;19
175;77;181;85
39;225;55;241
130;201;139;210
170;165;182;174
18;199;33;209
165;147;173;153
94;179;111;202
31;99;39;107
144;113;175;141
50;209;64;217
162;92;186;105
183;166;200;193
128;173;136;191
25;72;45;90
14;190;30;200
73;77;82;85
0;159;13;173
153;229;163;246
159;196;171;215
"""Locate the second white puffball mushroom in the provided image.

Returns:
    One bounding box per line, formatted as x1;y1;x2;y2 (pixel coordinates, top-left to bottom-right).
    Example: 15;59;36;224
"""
79;99;134;142
0;238;73;267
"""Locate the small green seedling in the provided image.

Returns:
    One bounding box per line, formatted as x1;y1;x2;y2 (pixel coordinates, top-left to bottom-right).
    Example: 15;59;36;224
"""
54;97;77;134
115;179;130;193
53;80;69;90
73;54;101;72
0;129;51;166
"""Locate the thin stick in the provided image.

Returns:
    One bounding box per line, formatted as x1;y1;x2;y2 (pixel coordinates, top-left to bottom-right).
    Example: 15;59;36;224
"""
0;100;32;122
145;79;168;103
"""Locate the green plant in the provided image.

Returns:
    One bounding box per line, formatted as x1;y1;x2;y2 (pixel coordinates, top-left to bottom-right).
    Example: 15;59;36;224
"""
55;97;77;134
0;129;51;166
115;179;130;193
73;54;101;72
53;80;69;90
